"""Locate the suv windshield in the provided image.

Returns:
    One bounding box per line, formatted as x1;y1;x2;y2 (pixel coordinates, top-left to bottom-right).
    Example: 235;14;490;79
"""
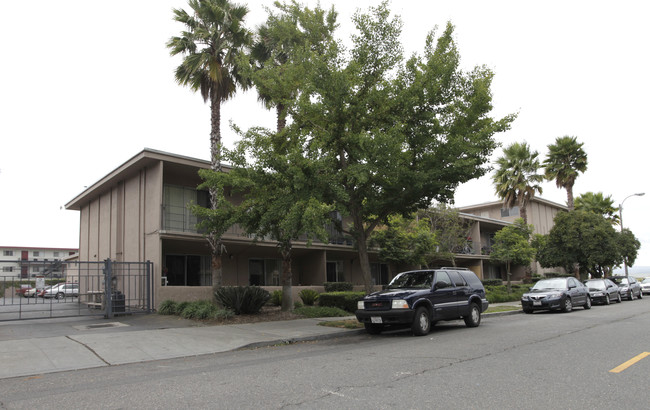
388;271;433;289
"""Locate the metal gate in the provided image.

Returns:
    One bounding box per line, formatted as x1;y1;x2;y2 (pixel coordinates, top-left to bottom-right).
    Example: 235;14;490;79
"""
0;259;153;321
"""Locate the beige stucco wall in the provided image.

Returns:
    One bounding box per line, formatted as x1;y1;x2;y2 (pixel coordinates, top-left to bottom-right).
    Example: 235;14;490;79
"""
77;162;164;303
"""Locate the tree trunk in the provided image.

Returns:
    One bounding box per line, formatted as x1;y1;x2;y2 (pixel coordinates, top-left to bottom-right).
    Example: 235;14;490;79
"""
566;183;575;210
276;103;286;132
506;261;512;294
351;207;373;294
209;92;224;288
280;246;293;312
520;205;528;225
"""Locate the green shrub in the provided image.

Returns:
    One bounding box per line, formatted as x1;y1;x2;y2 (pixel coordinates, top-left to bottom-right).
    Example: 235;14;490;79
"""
270;290;282;306
485;284;531;303
294;306;351;318
158;300;178;315
214;286;271;315
176;301;190;314
482;279;503;286
318;291;365;313
294;301;304;309
323;282;353;292
298;289;319;306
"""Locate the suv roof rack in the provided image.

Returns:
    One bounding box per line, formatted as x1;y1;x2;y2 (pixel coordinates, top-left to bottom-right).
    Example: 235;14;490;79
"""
438;267;469;270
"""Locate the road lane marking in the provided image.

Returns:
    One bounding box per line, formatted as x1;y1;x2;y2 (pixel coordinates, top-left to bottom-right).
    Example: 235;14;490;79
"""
609;352;650;373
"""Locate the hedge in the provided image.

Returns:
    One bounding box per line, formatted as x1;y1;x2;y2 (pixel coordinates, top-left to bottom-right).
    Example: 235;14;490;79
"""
318;291;365;313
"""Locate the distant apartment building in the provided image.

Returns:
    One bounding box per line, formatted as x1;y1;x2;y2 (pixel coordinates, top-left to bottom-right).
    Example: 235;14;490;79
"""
0;246;79;278
459;198;568;276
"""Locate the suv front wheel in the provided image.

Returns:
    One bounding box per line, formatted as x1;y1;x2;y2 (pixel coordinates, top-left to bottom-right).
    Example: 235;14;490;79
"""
411;306;431;336
464;303;481;327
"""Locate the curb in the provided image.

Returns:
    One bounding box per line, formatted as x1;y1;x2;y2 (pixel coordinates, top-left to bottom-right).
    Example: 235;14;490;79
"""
238;328;366;351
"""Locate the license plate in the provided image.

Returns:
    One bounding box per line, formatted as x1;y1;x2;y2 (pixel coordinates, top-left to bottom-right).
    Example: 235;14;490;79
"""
533;301;541;306
371;316;383;324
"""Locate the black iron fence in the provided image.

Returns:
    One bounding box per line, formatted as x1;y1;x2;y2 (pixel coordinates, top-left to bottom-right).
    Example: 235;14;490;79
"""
0;259;153;321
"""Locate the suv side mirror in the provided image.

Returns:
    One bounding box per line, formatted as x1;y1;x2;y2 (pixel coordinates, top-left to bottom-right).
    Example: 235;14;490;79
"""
434;281;449;290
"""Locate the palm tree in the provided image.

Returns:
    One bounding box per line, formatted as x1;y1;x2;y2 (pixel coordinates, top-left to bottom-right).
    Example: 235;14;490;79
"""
167;0;251;287
574;191;620;225
544;136;588;210
492;142;544;225
249;1;337;132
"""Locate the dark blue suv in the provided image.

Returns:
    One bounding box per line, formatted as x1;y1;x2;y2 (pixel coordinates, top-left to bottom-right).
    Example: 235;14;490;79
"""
355;268;489;336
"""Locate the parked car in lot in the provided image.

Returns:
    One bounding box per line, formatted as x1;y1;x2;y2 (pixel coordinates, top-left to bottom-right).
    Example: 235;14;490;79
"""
521;277;591;313
40;283;79;299
15;285;34;297
355;268;489;336
640;278;650;295
609;276;643;300
24;287;40;298
584;278;621;305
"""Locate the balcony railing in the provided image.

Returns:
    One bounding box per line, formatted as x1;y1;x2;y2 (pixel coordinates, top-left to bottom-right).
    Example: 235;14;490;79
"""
162;204;354;246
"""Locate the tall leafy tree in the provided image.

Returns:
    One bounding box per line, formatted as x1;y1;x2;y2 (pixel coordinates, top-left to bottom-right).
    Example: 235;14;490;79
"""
574;191;619;225
490;218;535;293
618;228;641;274
544;135;588;210
537;210;620;278
492;142;544;225
207;125;333;311
167;0;252;287
286;3;514;293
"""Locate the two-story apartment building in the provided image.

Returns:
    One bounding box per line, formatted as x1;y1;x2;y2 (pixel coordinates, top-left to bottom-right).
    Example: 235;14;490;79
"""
65;149;390;306
0;246;78;278
65;148;559;306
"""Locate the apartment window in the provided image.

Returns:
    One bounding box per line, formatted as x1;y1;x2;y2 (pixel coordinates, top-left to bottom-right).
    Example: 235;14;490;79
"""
53;252;60;257
32;266;40;273
164;254;211;286
326;261;345;282
33;251;40;257
163;185;210;232
3;250;13;256
249;259;281;286
500;206;519;217
2;267;12;272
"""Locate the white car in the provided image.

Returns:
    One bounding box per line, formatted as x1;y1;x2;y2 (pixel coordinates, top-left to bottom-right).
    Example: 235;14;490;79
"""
41;283;79;299
640;278;650;295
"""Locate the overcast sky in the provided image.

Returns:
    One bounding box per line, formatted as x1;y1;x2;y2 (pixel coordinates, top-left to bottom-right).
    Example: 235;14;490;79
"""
1;0;648;269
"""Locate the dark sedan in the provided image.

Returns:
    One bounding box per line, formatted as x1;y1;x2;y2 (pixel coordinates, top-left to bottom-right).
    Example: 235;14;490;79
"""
521;277;591;313
609;276;643;300
584;278;621;305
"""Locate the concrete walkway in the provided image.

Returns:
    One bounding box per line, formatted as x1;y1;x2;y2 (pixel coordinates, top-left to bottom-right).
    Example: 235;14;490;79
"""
0;304;521;380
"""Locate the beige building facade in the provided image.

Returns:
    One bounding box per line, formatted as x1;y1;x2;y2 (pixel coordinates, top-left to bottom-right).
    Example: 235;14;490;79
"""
459;198;569;277
66;149;560;306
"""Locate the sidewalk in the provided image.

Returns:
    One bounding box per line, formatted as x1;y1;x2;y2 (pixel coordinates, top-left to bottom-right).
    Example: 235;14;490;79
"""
0;304;520;380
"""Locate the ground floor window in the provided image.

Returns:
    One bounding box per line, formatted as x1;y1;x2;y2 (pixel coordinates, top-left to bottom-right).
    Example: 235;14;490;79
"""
326;261;345;282
370;263;389;285
164;254;211;286
249;259;281;286
483;263;501;280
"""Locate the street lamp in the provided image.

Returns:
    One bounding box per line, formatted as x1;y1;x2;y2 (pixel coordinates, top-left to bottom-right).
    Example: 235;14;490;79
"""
619;192;645;280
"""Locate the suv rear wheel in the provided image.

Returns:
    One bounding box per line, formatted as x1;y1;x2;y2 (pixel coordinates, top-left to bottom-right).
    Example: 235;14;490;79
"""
411;306;431;336
464;303;481;327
